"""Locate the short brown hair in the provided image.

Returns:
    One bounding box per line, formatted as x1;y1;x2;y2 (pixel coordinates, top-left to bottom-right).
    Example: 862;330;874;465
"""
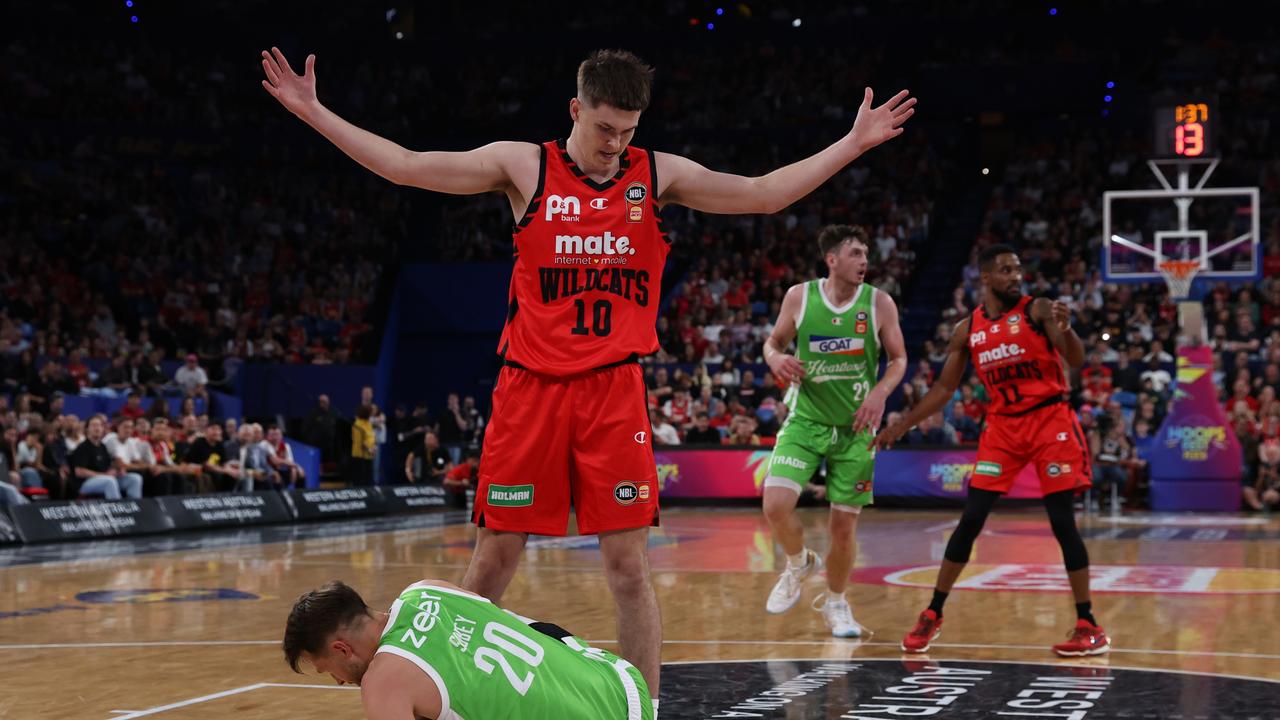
283;581;370;673
577;49;654;112
817;224;870;257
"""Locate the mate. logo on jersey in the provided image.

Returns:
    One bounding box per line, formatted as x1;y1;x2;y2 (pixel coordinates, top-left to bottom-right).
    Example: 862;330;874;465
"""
809;335;865;356
976;342;1025;365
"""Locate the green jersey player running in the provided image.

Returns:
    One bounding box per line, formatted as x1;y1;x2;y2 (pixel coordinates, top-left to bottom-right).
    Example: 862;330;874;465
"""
284;579;653;720
762;224;907;637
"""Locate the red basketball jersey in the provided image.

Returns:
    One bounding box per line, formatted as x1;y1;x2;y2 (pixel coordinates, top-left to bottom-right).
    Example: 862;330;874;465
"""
967;296;1068;415
498;139;670;376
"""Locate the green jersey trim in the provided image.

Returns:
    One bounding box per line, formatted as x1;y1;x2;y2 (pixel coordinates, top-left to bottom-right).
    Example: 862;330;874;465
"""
375;644;461;720
561;636;646;720
817;278;864;314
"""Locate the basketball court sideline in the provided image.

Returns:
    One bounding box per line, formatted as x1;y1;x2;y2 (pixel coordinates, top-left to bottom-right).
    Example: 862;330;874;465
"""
3;506;1278;719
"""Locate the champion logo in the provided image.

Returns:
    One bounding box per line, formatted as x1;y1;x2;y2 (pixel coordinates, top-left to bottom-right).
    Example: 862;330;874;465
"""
1056;432;1068;441
634;431;648;445
590;197;608;210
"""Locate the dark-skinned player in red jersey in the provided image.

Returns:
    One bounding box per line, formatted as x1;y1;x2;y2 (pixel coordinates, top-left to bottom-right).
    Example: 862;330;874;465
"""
873;244;1110;658
262;45;916;712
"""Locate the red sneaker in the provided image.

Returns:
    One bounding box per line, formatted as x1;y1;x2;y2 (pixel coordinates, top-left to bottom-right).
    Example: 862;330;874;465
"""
1052;619;1111;657
901;610;943;653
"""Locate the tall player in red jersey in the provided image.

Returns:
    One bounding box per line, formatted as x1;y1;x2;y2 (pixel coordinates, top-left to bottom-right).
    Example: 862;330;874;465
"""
262;46;915;702
873;245;1110;658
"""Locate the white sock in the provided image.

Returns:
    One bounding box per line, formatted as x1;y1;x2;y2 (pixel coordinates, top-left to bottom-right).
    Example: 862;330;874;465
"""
652;698;660;718
787;550;808;568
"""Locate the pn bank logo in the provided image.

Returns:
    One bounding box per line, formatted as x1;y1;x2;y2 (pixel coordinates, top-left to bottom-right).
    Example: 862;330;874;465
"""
1165;425;1228;461
928;463;973;493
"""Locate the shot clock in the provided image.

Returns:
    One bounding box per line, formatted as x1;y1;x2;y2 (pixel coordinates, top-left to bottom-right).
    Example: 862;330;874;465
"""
1152;99;1215;159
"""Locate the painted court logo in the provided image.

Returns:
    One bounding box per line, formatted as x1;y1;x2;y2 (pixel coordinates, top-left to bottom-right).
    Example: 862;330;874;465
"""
488;484;534;507
975;461;1003;477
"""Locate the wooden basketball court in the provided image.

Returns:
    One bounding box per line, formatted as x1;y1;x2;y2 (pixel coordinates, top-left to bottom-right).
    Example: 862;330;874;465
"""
3;506;1279;718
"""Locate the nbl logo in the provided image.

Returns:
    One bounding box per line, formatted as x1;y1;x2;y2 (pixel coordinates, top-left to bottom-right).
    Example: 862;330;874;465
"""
614;481;640;505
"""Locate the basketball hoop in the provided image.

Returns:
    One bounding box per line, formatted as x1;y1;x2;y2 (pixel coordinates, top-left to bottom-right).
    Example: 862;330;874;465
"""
1158;259;1201;301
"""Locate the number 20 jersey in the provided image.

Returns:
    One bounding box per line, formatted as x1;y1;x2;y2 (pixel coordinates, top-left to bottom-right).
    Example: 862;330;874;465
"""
499;140;670;376
967;295;1068;416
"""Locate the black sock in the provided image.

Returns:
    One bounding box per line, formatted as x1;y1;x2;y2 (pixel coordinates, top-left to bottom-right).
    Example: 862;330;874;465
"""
929;589;948;616
1076;601;1096;625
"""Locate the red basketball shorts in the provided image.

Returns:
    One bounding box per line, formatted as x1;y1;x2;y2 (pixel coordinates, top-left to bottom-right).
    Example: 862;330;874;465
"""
971;401;1092;495
473;362;659;535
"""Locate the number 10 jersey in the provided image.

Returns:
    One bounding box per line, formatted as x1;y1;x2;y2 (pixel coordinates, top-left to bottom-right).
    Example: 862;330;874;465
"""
499;139;670;376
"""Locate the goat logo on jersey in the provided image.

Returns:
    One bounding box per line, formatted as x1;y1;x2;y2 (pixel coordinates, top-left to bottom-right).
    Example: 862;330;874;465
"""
809;336;865;356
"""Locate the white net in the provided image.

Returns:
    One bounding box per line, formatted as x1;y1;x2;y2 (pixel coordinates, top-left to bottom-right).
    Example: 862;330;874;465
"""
1159;260;1201;301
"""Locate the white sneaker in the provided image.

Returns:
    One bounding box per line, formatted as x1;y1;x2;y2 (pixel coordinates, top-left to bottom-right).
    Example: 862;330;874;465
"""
813;591;863;638
766;549;822;614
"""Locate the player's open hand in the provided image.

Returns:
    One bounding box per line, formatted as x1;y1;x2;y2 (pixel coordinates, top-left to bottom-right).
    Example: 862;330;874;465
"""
767;353;806;386
869;420;908;452
849;88;916;152
852;388;887;435
261;47;318;116
1051;300;1072;331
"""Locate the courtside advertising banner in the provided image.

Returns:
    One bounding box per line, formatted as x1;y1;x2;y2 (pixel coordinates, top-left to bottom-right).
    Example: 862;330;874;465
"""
655;448;1044;499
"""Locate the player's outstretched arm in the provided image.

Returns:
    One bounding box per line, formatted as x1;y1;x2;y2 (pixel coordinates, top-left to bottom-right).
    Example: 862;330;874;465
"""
763;284;807;385
871;317;970;451
853;291;908;434
1034;299;1085;369
261;47;528;195
657;88;916;214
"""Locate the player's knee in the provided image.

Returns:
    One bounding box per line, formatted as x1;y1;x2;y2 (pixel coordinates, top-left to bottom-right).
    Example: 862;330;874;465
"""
762;488;798;522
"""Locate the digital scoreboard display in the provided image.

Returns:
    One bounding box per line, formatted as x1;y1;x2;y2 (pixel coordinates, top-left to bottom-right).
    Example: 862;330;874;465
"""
1153;100;1214;158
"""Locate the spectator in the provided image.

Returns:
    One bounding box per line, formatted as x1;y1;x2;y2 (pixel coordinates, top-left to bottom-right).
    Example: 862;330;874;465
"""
8;426;44;494
68;416;143;500
263;426;305;488
347;404;375;487
905;411;958;446
138;349;168;398
111;418;169;496
737;369;759;409
240;423;280;491
647;367;674;405
40;424;71;499
149;420;202;494
1224;379;1261;418
183;423;240;493
723;414;761;446
443;449;478;509
1239;416;1263;510
1090;425;1133;510
684;412;723;444
1257;440;1280;510
437;393;467;449
97;354;133;395
404;431;451;484
950;402;981;442
370;403;388;484
116;391;147;421
1113;353;1142;395
461;396;485;448
303;394;339;461
1140;358;1173;396
175;353;210;399
649;410;681;446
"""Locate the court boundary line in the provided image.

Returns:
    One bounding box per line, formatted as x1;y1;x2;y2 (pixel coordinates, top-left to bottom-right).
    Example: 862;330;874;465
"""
660;656;1280;685
12;637;1280;662
103;682;358;720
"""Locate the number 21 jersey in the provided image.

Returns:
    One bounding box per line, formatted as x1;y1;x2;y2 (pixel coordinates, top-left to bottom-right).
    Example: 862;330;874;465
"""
499;139;670;376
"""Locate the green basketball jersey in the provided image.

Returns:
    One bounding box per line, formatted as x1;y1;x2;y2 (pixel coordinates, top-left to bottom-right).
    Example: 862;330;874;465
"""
785;279;882;426
377;582;650;720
